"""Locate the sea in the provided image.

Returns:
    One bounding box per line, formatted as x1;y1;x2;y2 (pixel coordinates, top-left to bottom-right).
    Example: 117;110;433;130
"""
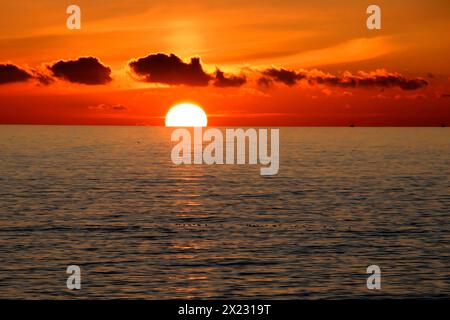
0;125;449;298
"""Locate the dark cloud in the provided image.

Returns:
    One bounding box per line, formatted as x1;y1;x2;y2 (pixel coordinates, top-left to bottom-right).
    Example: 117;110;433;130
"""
88;103;127;111
259;68;428;91
49;57;112;84
0;64;32;84
111;104;127;111
262;68;305;86
129;53;211;86
343;70;428;90
1;55;430;93
257;76;273;87
213;69;246;87
33;72;54;86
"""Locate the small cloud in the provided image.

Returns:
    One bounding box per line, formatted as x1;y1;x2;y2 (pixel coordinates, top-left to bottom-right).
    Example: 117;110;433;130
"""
342;91;353;97
260;68;305;86
405;93;426;99
33;72;54;86
88;103;127;111
213;69;246;87
257;76;273;88
49;57;112;84
372;93;389;99
111;104;127;111
0;64;32;84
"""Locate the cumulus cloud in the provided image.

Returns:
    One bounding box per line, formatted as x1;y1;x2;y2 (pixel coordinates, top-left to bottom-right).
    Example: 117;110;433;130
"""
49;57;112;84
213;69;246;87
129;53;211;86
0;64;33;84
261;68;305;86
259;68;428;91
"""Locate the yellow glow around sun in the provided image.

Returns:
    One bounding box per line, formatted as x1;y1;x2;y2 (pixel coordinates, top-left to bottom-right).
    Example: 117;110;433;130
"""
165;103;207;127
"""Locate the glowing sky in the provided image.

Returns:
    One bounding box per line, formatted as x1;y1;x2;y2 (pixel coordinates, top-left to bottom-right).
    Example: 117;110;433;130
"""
0;0;449;126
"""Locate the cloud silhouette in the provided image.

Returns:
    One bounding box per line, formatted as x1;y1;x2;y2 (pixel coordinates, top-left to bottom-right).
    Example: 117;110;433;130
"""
129;53;211;86
88;103;127;111
2;54;430;93
32;71;54;86
213;69;246;87
261;68;305;86
49;57;112;84
0;64;32;84
257;77;273;87
260;68;428;90
314;69;428;91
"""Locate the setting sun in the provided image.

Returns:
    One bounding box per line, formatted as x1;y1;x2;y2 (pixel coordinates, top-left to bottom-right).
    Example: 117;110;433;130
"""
165;103;207;127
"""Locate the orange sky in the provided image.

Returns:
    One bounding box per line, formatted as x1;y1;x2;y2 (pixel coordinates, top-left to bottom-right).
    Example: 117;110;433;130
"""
0;0;449;126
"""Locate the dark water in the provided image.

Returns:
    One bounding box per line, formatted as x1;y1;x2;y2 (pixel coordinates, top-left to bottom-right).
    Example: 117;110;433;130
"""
0;126;449;299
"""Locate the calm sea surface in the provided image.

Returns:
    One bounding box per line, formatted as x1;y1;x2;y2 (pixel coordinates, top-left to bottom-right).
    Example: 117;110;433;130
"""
0;126;449;299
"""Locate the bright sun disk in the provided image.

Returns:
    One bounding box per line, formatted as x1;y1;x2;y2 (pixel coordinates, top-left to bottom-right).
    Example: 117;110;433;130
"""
165;103;207;127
